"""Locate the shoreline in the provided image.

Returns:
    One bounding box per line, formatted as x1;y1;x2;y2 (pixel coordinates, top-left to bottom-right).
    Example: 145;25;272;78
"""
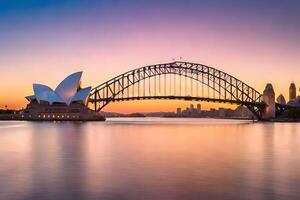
0;113;106;121
1;114;299;122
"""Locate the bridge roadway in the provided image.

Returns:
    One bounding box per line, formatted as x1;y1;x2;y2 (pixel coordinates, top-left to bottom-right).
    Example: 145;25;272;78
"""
90;95;264;107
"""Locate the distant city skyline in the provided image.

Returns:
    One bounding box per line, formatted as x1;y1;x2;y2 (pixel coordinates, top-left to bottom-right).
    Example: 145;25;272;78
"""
0;0;299;113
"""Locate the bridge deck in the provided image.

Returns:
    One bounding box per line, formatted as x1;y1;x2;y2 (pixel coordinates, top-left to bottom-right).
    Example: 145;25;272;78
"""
90;95;264;107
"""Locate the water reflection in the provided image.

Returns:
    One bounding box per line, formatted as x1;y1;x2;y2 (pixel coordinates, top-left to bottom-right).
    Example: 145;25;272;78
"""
0;119;300;200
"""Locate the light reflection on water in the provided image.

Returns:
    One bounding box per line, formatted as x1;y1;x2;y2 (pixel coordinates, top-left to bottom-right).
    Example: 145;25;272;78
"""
0;118;300;200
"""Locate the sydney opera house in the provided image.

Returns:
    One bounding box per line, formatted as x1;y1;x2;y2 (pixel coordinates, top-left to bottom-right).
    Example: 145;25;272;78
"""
19;72;105;121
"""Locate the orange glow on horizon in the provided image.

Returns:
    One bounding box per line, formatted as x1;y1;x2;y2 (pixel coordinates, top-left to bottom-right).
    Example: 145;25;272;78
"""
0;69;297;112
101;100;237;114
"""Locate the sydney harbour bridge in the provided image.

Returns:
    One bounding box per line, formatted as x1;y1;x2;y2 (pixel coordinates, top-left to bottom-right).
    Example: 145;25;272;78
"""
89;61;290;120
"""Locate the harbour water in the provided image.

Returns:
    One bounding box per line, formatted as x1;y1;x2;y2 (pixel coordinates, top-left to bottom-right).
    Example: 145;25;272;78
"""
0;118;300;200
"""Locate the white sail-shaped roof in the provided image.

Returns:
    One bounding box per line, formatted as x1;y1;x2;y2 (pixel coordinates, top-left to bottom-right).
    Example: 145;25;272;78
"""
25;95;36;102
26;71;91;106
55;72;82;105
33;84;65;104
71;87;91;104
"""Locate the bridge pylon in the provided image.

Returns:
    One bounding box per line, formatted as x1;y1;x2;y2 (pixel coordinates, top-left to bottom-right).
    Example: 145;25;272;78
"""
261;83;276;120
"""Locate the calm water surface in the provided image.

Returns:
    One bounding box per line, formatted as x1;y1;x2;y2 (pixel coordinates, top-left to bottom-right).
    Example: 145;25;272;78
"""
0;118;300;200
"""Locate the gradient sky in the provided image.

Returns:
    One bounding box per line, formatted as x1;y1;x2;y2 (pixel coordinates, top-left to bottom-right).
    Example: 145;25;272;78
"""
0;0;300;113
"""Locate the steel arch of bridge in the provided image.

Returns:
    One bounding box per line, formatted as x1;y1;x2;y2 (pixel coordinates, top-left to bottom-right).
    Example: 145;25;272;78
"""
89;61;264;118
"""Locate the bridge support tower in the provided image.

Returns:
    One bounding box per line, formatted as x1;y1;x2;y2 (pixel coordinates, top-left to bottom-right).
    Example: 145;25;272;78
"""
261;83;276;120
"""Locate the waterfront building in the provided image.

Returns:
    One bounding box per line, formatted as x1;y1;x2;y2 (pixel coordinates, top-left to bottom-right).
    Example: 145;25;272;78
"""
197;104;201;111
190;104;194;110
276;94;286;105
287;96;300;107
173;104;253;118
20;72;105;121
176;108;181;115
289;83;296;101
287;83;300;108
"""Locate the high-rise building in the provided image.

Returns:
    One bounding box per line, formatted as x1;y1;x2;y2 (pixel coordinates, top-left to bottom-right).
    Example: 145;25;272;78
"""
197;104;201;111
289;83;296;101
190;104;194;110
176;108;181;114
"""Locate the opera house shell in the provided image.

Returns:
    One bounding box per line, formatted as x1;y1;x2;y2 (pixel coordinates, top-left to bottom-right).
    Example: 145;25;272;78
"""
26;72;91;105
20;72;105;121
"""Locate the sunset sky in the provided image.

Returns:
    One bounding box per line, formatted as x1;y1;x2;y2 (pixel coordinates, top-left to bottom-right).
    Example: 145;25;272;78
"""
0;0;299;113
